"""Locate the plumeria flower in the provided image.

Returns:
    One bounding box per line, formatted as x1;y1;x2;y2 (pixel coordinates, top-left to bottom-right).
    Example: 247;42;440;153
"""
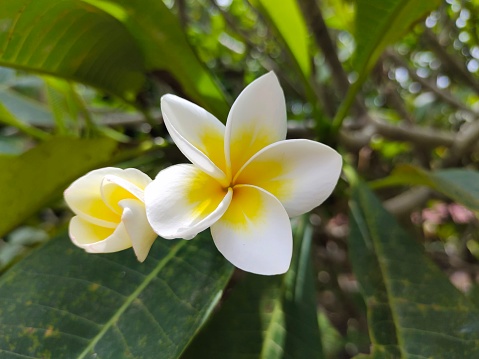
146;72;342;275
64;167;157;262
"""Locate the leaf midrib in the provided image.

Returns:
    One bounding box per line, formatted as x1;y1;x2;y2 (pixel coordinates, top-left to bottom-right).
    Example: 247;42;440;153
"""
77;239;188;359
356;189;405;358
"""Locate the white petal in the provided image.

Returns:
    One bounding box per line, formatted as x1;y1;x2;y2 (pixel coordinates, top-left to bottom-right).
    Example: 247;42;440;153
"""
101;173;149;215
161;95;228;184
120;199;157;262
235;139;342;217
64;167;124;227
225;72;287;177
211;185;292;275
145;164;232;240
69;216;131;253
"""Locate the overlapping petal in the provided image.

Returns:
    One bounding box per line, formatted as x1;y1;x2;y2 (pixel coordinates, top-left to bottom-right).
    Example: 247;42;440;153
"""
65;167;156;262
145;164;232;240
161;95;227;183
120;199;157;262
225;71;287;177
64;167;124;227
235;139;342;217
69;216;131;253
210;185;292;275
101;170;150;214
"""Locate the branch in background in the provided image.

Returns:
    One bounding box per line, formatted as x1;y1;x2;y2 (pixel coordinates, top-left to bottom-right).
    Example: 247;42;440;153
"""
176;0;188;28
340;115;455;151
384;187;432;216
371;116;454;148
381;82;415;125
297;0;368;117
298;0;348;95
423;28;479;95
441;120;479;167
386;51;477;116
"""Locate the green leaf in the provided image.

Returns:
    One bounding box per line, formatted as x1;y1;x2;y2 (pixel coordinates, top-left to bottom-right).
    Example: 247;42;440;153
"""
349;179;479;358
0;137;118;237
249;0;311;78
0;0;145;101
0;231;234;358
354;0;440;74
86;0;229;118
370;164;479;211
182;218;324;359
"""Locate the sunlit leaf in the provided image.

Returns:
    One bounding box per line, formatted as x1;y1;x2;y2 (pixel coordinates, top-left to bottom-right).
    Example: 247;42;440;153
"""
0;137;118;237
349;179;479;358
0;232;234;358
370;164;479;211
0;0;145;101
182;218;324;359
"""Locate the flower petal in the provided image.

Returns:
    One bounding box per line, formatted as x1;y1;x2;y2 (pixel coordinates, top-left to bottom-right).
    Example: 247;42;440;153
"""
211;185;292;275
145;164;232;240
235;139;342;217
120;199;157;262
161;95;228;184
101;169;151;214
64;167;124;228
69;216;131;253
225;72;287;177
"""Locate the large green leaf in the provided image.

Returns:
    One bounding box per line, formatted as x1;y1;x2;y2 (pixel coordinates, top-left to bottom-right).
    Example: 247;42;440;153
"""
85;0;229;118
182;218;324;359
0;137;118;237
349;178;479;358
249;0;311;78
0;231;234;358
0;1;145;101
370;164;479;211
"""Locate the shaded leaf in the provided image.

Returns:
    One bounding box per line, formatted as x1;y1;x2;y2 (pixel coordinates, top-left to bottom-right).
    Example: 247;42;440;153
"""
370;164;479;211
86;0;230;118
0;0;145;101
0;232;234;358
182;218;324;359
0;96;50;140
348;178;479;358
0;87;54;127
0;137;118;237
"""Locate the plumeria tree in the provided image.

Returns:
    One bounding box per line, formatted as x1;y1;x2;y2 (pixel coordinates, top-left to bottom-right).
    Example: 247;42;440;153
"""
2;0;479;358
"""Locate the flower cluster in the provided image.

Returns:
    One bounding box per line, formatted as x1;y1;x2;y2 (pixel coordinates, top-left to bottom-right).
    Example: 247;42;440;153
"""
64;72;342;275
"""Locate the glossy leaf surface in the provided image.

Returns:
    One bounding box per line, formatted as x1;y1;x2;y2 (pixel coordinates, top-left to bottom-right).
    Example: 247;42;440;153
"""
0;232;233;358
349;179;479;358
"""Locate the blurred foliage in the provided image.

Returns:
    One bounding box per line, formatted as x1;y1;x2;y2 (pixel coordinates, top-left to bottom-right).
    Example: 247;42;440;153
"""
2;0;479;358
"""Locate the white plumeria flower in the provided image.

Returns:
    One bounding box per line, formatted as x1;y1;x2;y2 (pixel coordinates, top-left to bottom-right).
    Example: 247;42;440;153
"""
146;72;342;275
64;167;157;262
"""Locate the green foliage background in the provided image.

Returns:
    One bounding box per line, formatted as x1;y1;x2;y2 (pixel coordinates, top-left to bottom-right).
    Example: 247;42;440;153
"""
2;0;479;358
